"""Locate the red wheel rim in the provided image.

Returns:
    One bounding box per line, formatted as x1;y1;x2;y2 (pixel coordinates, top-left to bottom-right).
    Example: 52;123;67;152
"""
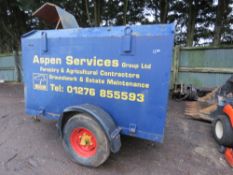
70;128;97;158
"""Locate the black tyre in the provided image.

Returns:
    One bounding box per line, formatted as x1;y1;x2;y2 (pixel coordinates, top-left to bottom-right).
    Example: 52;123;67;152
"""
218;145;226;154
63;113;110;167
212;115;233;147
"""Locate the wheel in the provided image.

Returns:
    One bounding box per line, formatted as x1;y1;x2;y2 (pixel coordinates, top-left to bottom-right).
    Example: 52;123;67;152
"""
63;113;110;167
212;115;233;147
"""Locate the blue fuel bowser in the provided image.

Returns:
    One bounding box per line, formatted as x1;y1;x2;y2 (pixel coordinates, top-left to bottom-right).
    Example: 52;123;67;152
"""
22;3;174;167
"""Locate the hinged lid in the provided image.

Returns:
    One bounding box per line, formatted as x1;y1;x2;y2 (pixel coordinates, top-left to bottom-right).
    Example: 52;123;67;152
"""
33;2;79;29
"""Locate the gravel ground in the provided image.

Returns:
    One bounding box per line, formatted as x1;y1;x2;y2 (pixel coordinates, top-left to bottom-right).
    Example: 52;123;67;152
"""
0;83;232;175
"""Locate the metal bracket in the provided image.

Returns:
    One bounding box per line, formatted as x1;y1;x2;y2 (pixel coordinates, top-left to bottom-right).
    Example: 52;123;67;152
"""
41;32;48;53
129;123;137;134
111;127;122;139
39;109;45;116
122;26;132;53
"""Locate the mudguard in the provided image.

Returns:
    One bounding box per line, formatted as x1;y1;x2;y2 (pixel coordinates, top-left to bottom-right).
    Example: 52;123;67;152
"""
57;104;121;153
223;104;233;127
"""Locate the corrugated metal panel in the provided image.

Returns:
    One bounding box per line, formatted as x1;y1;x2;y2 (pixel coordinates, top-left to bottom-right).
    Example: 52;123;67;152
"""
180;48;233;68
175;46;233;88
0;54;21;82
178;72;231;88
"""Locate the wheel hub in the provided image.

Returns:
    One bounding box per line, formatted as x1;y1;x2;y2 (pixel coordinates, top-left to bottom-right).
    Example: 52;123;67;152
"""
70;128;97;158
80;133;93;146
215;120;223;139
